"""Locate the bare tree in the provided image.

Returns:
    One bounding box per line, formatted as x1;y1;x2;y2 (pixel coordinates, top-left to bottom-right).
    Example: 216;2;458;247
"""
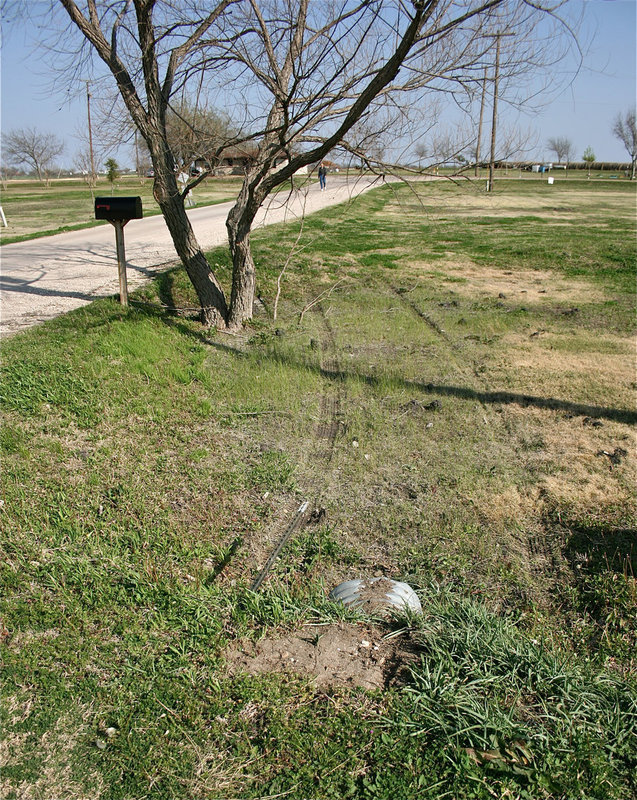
131;133;152;180
20;0;573;331
612;109;637;180
74;149;98;189
3;127;65;186
547;136;574;165
48;0;237;328
452;9;580;182
414;143;429;168
210;1;573;329
423;125;475;170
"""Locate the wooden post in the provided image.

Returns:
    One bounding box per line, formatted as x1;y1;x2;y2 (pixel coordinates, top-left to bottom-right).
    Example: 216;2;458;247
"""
487;31;514;193
85;81;96;186
475;67;487;178
112;220;128;306
487;34;501;193
95;198;141;306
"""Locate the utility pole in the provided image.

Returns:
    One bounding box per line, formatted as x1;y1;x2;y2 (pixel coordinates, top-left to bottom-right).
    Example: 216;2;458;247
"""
475;67;488;178
85;81;97;186
487;31;514;192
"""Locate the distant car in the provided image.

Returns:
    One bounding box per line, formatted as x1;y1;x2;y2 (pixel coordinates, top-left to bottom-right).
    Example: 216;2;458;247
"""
146;169;155;178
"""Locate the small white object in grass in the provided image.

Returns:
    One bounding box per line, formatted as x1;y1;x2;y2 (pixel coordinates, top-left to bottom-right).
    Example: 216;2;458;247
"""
330;578;422;614
426;422;433;429
361;640;371;648
352;440;359;448
364;454;370;460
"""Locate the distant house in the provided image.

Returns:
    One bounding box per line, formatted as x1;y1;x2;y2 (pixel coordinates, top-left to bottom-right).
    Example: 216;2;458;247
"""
193;146;289;176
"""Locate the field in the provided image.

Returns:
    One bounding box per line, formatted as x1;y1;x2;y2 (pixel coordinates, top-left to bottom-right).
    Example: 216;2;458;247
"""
0;169;624;245
0;175;243;244
1;178;636;799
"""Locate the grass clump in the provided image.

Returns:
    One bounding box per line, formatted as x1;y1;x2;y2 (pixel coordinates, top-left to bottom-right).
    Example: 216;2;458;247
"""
393;583;637;799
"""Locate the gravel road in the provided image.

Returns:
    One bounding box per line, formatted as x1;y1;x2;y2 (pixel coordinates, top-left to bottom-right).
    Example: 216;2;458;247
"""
0;174;382;336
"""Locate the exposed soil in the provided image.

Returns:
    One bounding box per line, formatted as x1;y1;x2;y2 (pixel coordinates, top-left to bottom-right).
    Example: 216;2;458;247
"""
417;263;606;305
225;622;419;690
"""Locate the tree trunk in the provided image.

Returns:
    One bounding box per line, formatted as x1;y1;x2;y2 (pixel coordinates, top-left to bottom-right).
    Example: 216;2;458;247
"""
151;147;229;328
227;223;256;331
225;180;262;331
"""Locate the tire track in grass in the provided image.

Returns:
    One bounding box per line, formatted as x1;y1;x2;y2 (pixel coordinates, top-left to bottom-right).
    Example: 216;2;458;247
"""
390;285;456;346
388;279;503;427
291;304;348;524
250;303;348;589
386;279;564;596
312;308;346;467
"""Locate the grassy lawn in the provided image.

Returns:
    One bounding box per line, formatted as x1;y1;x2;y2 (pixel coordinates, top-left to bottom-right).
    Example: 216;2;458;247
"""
0;175;243;244
1;179;636;799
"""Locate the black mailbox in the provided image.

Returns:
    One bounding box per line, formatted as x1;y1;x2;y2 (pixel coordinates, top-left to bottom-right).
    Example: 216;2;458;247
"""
95;196;143;221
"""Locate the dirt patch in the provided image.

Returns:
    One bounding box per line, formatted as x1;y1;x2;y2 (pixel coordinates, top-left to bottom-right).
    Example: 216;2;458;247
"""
6;628;61;652
400;398;442;415
417;262;606;305
225;622;418;690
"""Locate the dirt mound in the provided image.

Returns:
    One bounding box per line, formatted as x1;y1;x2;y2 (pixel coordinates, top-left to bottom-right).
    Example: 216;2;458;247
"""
225;622;418;690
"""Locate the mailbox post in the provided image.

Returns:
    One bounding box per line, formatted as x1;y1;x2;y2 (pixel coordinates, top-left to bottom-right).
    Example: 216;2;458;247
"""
95;197;143;306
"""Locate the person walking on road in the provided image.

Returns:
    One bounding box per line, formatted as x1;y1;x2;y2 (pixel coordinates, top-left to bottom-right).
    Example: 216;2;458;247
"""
318;162;327;191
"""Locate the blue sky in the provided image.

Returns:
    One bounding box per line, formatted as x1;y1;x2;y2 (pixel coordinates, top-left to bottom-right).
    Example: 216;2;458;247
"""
1;0;635;168
528;0;636;163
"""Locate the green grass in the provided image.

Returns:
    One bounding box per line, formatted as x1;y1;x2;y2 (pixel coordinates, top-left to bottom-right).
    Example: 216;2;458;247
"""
1;179;635;799
395;584;636;799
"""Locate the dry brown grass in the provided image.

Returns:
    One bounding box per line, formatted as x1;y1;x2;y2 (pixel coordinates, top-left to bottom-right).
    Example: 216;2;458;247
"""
382;184;636;220
504;403;635;517
490;331;635;409
433;262;607;305
0;703;105;800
